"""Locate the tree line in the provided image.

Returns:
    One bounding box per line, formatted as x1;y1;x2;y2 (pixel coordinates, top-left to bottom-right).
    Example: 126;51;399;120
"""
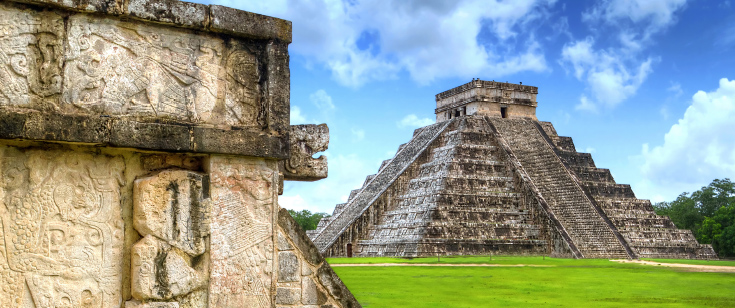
287;209;331;231
654;178;735;258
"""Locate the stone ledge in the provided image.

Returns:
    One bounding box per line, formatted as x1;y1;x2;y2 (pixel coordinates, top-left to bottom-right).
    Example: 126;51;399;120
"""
0;110;289;158
8;0;292;43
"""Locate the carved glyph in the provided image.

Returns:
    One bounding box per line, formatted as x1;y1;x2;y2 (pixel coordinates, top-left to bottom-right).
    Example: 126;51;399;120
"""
0;4;64;108
0;146;125;308
63;14;224;122
208;157;276;308
223;45;262;127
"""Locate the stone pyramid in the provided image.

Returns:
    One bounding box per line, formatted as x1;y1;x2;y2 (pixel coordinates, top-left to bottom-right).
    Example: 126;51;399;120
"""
309;80;716;259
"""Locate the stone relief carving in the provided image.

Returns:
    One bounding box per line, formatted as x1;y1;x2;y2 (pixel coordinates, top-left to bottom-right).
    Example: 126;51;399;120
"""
208;157;276;308
223;45;262;127
282;124;329;181
0;146;125;308
131;169;210;307
0;5;64;108
63;14;224;123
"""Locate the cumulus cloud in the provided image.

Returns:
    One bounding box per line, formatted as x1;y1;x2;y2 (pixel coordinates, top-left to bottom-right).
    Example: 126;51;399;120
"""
583;0;687;40
561;38;655;110
309;89;335;111
213;0;555;87
290;106;308;124
397;114;434;129
637;78;735;200
561;0;686;111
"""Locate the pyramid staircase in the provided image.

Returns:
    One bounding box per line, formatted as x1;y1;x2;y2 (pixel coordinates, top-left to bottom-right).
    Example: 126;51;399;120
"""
357;117;548;257
537;122;717;259
309;115;716;259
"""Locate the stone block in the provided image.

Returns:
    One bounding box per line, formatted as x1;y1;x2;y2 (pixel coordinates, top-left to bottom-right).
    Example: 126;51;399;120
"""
14;0;124;15
276;287;302;305
278;251;300;282
134;169;210;256
131;235;207;301
209;5;292;43
0;147;125;307
302;276;319;305
208;156;277;307
126;300;180;308
127;0;209;29
278;230;293;251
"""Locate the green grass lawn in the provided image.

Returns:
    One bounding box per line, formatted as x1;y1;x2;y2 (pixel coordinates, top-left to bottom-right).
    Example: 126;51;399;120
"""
328;256;735;307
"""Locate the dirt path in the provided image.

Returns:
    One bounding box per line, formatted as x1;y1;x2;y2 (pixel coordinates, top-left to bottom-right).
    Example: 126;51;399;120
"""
611;259;735;273
329;263;553;267
330;261;735;273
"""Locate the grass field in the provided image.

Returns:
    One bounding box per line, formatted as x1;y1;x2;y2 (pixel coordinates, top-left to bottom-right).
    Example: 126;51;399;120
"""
328;256;735;307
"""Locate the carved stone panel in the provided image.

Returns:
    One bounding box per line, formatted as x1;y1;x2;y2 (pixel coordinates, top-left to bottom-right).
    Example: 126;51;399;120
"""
0;146;125;308
208;156;277;308
134;170;210;256
0;3;64;109
218;39;263;127
63;14;224;123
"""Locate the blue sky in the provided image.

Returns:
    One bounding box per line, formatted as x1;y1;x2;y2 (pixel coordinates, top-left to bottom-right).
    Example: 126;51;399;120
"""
191;0;735;213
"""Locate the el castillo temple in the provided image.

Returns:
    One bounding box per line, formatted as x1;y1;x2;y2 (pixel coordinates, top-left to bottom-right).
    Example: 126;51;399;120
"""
309;79;716;261
0;0;719;307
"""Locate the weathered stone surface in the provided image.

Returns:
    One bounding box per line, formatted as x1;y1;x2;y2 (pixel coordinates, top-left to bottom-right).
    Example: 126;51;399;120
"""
0;4;64;109
278;230;293;251
0;146;125;307
208;156;277;307
131;235;207;301
302;276;319;305
278;251;300;282
63;14;223;123
134;169;210;256
0;1;291;159
126;300;181;308
209;5;292;43
276;287;302;305
14;0;125;15
128;0;209;29
282;124;329;181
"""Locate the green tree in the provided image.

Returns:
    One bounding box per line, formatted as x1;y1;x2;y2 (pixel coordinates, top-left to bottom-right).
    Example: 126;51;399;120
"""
655;178;735;257
287;209;330;231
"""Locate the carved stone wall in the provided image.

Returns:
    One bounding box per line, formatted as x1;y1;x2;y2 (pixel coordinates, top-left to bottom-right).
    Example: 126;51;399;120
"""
0;1;359;307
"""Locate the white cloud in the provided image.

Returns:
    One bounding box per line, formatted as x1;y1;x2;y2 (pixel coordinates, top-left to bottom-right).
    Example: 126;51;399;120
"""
584;147;596;154
561;0;686;112
561;38;655;110
397;114;434;129
290;106;308;124
214;0;555;87
351;128;365;142
636;78;735;200
583;0;687;41
667;82;683;97
309;89;335;111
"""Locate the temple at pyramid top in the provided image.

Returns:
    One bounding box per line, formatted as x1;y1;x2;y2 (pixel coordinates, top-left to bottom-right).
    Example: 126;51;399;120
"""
436;79;539;122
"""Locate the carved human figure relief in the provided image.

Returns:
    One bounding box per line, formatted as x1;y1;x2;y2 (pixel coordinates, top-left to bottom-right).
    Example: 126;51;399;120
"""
63;14;223;123
208;157;276;308
0;146;125;308
224;46;262;127
0;4;64;109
